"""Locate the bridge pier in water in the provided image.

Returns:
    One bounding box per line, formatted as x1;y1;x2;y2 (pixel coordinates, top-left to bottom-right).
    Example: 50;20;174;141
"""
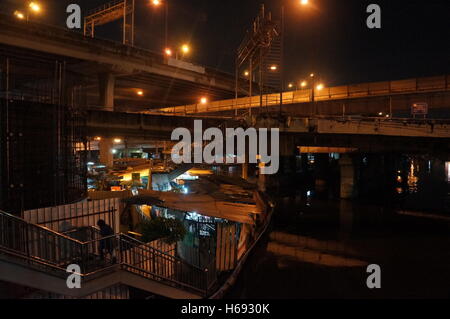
339;154;356;199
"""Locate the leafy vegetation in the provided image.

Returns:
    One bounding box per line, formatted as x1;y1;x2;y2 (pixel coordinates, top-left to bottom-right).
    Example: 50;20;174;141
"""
139;217;186;244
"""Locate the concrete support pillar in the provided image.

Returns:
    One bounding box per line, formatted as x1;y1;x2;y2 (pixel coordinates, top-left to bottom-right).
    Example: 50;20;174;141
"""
242;162;249;180
279;135;298;174
339;200;354;240
99;138;114;168
98;73;115;111
339;154;355;199
315;153;330;190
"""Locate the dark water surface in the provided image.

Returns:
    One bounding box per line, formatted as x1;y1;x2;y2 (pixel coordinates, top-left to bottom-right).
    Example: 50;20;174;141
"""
224;157;450;299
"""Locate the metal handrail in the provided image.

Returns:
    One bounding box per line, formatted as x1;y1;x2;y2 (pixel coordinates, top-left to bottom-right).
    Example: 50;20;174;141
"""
0;210;216;295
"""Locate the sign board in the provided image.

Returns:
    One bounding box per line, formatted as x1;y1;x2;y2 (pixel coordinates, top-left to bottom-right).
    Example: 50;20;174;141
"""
411;102;428;115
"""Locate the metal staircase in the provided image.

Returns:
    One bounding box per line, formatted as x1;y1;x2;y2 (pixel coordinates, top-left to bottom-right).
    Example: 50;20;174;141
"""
0;210;217;299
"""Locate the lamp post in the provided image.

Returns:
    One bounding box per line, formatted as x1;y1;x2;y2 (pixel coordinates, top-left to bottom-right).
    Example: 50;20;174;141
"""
280;0;311;114
151;0;169;49
28;2;41;21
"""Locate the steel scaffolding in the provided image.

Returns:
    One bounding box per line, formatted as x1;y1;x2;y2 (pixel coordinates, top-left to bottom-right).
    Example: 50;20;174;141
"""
0;50;87;214
84;0;135;46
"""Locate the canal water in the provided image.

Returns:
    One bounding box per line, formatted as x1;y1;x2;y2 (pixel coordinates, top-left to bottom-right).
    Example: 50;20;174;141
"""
224;157;450;298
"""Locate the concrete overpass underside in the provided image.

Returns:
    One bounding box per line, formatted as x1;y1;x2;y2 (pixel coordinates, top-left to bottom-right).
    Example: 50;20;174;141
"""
0;15;245;112
86;111;450;155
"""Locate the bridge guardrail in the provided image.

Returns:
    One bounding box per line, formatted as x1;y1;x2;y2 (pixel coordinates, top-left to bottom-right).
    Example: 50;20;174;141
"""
152;75;450;115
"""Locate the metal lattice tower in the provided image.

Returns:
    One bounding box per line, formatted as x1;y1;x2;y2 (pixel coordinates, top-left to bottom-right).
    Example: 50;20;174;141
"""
235;4;282;115
84;0;135;46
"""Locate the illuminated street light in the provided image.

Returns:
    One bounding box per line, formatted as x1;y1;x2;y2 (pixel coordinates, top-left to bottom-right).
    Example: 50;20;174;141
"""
316;83;324;91
300;0;309;5
137;90;144;96
270;65;278;71
164;48;172;56
301;81;308;88
200;97;208;104
288;83;293;88
94;136;102;141
29;2;41;13
14;11;25;20
181;44;190;54
151;0;169;49
310;73;315;78
244;70;249;77
114;138;122;143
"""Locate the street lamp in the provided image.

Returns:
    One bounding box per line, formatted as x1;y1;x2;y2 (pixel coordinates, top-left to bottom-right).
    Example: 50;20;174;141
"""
151;0;169;49
181;44;190;54
27;2;42;21
14;10;25;20
301;80;308;88
280;0;312;112
164;47;174;58
200;97;208;104
29;2;41;13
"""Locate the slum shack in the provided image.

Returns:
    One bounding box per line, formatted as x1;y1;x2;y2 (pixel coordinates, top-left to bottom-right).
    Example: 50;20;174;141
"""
121;175;268;271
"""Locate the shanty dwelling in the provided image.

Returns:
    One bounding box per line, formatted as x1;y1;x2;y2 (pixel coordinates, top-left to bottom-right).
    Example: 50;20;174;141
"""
126;182;266;273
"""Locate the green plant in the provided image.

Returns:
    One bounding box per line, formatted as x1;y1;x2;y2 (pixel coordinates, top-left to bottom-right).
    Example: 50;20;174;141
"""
139;217;186;244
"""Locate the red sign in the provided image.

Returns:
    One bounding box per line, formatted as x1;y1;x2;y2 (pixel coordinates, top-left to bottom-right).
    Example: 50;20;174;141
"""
411;102;428;115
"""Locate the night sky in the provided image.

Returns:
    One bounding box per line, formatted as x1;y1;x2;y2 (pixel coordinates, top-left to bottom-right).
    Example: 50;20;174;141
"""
1;0;449;86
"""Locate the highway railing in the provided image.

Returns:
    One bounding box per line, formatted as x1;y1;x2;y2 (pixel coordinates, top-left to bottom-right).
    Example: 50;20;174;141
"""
151;75;450;115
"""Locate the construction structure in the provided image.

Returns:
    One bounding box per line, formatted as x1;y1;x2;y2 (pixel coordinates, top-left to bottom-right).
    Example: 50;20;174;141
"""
84;0;135;46
235;4;283;116
0;41;87;214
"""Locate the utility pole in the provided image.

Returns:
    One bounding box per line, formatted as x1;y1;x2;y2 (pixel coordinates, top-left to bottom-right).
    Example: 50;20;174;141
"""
280;5;285;116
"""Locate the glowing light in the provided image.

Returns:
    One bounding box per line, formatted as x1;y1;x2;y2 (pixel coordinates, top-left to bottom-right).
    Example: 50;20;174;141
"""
164;48;172;56
316;83;324;91
94;136;102;141
111;149;117;154
14;11;25;19
288;83;294;88
301;81;307;87
310;73;315;78
200;97;208;104
137;90;144;96
29;2;41;13
270;65;278;71
300;0;309;5
244;71;249;77
152;0;161;6
181;44;190;54
114;138;122;143
378;112;383;116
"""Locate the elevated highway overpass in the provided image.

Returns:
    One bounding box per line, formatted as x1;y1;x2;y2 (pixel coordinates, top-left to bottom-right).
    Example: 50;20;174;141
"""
0;15;245;111
86;110;450;155
151;75;450;119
